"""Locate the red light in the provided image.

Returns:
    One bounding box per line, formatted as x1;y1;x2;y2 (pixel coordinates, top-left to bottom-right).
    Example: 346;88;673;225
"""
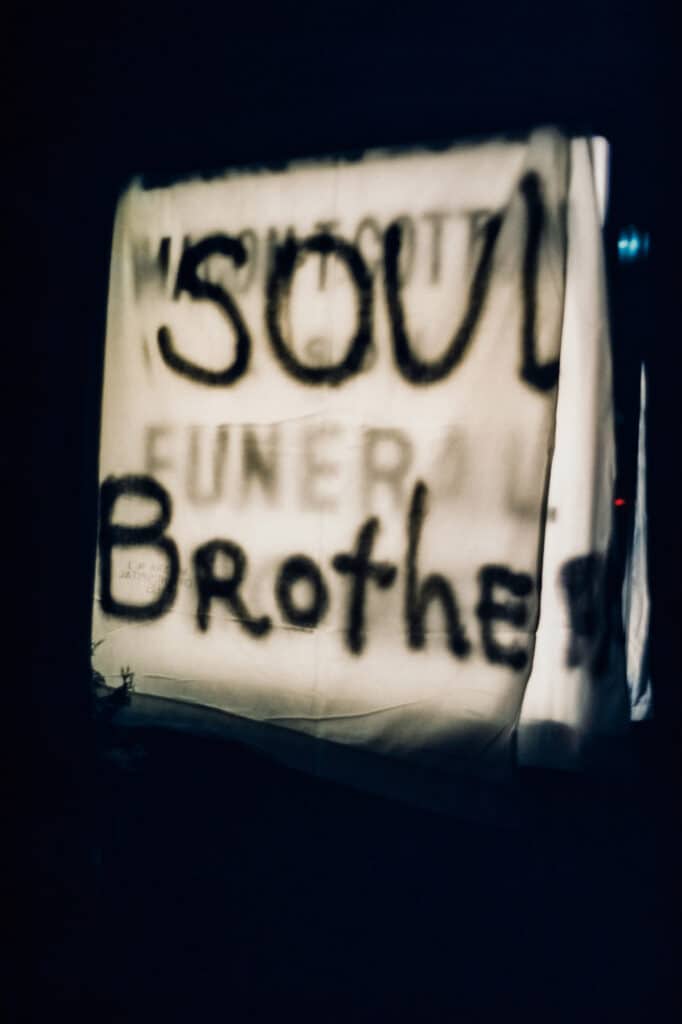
614;498;626;507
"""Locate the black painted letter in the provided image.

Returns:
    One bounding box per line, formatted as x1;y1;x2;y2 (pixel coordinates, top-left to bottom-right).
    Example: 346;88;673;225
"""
384;214;502;384
332;519;396;653
476;565;533;670
559;553;608;671
193;540;272;635
158;234;251;386
519;172;559;392
275;555;329;628
266;232;373;386
99;475;179;620
405;482;470;657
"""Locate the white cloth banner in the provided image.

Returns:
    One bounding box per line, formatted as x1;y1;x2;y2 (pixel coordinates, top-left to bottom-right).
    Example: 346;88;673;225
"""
516;136;632;768
92;129;631;815
621;364;652;722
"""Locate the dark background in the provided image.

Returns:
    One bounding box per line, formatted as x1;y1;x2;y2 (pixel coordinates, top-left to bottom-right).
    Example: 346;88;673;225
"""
16;1;679;1019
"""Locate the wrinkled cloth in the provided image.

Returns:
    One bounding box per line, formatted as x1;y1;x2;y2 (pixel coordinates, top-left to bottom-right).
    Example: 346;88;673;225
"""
622;365;652;721
92;130;632;814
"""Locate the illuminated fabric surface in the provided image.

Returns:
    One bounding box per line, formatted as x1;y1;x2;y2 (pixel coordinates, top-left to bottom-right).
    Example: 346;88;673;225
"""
92;129;630;813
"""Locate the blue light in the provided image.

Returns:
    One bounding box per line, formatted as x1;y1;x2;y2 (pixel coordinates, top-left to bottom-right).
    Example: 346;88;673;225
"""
618;227;650;263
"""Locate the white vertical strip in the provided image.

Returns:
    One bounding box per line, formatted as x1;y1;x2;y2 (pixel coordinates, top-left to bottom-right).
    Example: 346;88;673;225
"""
517;137;630;769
